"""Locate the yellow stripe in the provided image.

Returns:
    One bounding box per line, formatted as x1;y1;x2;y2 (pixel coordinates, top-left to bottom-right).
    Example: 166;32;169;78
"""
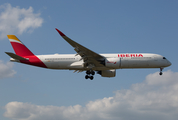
7;35;21;43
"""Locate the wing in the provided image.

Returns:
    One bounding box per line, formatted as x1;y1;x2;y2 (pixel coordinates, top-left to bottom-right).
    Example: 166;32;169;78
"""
55;28;105;68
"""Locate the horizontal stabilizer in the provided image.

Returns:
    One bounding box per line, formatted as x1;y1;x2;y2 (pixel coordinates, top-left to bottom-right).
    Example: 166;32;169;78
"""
5;52;28;60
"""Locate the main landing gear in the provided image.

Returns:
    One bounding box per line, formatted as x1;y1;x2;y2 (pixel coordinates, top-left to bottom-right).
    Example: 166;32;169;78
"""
159;68;163;75
85;70;95;80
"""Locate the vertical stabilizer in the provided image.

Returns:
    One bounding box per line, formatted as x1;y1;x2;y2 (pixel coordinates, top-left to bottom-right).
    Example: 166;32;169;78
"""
7;35;34;57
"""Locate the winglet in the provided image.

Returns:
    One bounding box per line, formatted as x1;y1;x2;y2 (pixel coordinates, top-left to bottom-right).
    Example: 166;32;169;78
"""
55;28;66;36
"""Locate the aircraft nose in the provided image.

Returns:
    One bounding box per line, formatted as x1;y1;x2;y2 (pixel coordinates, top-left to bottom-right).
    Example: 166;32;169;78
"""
167;60;172;66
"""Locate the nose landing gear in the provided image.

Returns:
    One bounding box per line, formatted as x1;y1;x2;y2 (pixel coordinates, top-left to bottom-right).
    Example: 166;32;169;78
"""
85;70;95;80
159;68;163;75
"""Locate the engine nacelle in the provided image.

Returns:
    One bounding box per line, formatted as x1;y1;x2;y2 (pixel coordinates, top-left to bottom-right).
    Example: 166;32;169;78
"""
98;69;116;77
105;58;121;68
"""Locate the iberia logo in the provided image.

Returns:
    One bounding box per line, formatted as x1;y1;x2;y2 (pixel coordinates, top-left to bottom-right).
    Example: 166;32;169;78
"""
118;54;143;57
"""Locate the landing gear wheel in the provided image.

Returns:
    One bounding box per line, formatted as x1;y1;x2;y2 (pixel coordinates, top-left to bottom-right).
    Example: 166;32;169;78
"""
85;70;95;80
159;72;163;75
85;75;89;79
86;71;90;75
91;71;95;75
159;68;163;76
90;76;94;80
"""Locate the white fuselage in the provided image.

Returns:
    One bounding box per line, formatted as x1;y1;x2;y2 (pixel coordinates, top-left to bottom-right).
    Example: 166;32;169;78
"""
6;30;172;79
36;53;171;70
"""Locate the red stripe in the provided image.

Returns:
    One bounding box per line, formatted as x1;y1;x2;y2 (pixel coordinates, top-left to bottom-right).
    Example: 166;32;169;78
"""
20;55;47;68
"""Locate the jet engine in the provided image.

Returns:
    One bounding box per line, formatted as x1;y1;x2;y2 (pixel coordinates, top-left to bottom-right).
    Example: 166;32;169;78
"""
97;69;116;77
105;58;121;68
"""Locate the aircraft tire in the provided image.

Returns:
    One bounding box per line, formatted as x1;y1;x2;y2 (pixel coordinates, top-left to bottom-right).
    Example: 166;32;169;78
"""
159;72;163;75
86;71;90;75
91;71;95;75
85;75;89;79
90;76;94;80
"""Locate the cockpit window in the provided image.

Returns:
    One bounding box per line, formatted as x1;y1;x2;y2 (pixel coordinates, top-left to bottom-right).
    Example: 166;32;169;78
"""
163;57;166;59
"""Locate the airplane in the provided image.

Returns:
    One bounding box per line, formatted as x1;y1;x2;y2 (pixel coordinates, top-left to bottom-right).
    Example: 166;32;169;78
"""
5;28;171;80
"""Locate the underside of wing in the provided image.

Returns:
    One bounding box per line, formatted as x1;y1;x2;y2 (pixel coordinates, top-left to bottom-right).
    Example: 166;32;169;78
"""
55;28;105;68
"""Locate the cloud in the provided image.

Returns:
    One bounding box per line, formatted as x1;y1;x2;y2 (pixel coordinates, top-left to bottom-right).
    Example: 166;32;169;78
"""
0;60;16;79
4;70;178;120
0;3;43;39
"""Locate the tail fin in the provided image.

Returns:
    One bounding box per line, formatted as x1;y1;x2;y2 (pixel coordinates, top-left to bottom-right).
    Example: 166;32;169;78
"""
7;35;34;57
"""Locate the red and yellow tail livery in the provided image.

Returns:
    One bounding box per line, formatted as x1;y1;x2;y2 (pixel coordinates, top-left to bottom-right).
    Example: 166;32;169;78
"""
7;35;34;57
5;29;171;80
6;35;47;68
